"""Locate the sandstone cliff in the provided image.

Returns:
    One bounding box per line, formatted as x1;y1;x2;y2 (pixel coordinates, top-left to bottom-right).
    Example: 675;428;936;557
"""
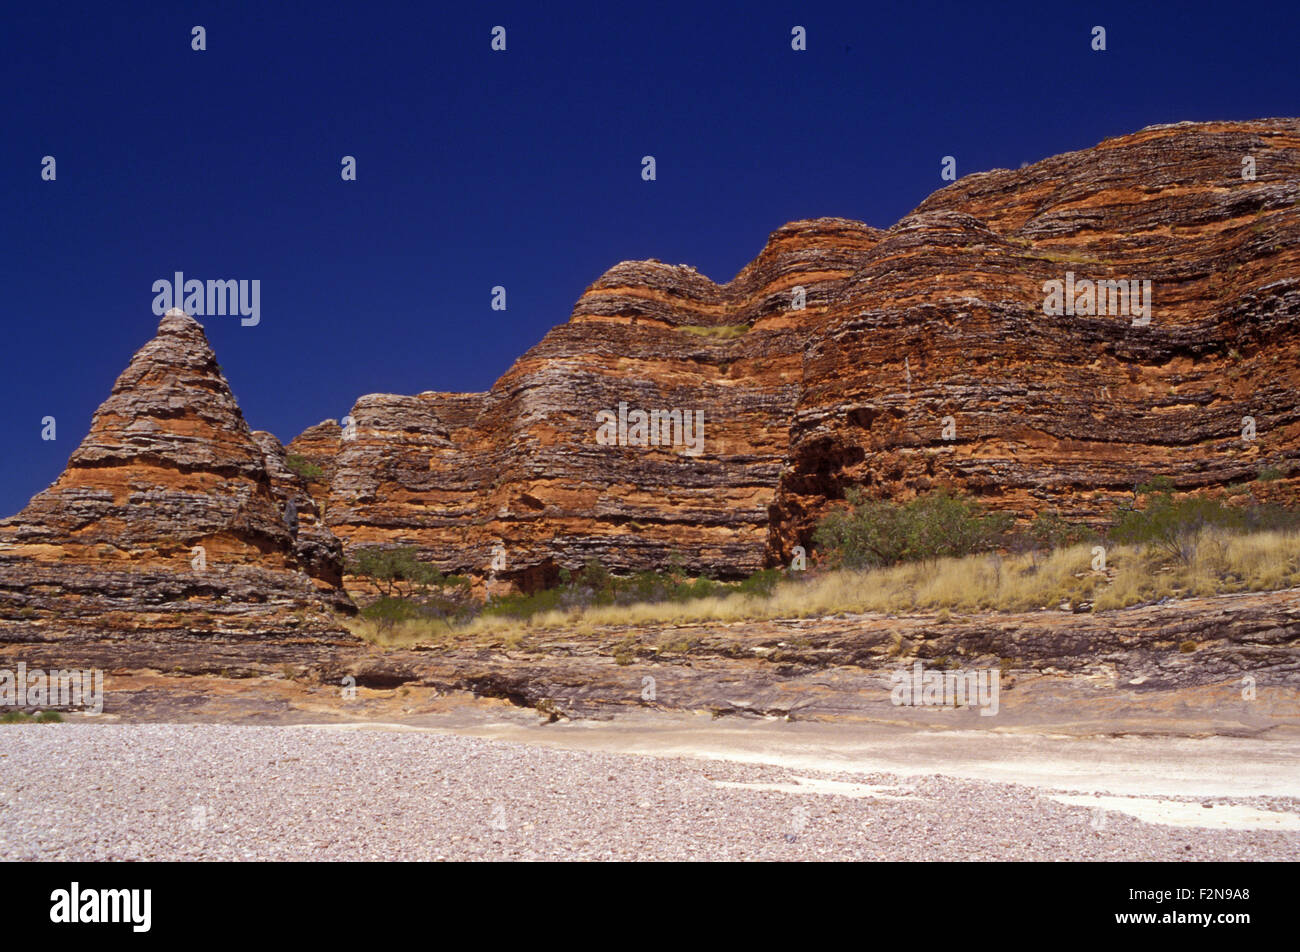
0;311;353;643
5;119;1299;628
291;118;1300;589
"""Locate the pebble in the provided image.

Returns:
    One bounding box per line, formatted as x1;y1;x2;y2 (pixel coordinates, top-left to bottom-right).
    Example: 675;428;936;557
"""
0;724;1295;861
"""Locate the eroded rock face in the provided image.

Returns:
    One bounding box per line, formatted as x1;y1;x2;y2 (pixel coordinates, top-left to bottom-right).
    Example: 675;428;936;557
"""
252;430;348;595
296;119;1300;586
283;419;341;506
773;119;1300;556
354;585;1300;720
0;312;353;641
294;218;882;586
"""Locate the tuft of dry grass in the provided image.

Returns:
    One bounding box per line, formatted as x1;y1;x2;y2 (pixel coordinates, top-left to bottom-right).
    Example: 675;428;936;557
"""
344;529;1300;648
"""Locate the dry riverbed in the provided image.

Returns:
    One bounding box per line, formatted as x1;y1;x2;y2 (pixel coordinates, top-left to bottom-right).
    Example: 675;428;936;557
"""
1;710;1296;861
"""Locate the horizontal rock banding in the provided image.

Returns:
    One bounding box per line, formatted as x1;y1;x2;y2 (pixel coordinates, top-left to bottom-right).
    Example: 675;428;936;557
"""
292;120;1300;588
775;119;1300;555
6;119;1300;628
0;312;352;640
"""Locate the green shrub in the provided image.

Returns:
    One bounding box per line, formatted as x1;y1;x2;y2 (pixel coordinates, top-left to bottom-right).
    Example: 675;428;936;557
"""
735;568;782;598
360;596;423;626
480;558;780;621
285;454;325;480
1029;510;1096;550
348;547;465;598
581;558;614;602
0;710;60;723
348;547;475;631
813;489;1014;569
1111;486;1234;564
484;587;566;620
1109;479;1300;564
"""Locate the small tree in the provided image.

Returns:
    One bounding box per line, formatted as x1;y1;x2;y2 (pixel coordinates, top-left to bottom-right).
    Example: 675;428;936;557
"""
347;547;474;631
347;547;443;598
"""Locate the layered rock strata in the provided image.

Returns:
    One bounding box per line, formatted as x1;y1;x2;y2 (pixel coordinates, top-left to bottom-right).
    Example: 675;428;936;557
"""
293;119;1300;586
315;585;1300;720
5;120;1300;623
289;218;883;587
773;119;1300;555
0;312;353;643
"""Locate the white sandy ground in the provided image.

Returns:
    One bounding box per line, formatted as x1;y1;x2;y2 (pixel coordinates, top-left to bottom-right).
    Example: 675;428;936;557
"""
310;709;1300;828
713;778;918;800
1042;794;1300;831
0;715;1296;860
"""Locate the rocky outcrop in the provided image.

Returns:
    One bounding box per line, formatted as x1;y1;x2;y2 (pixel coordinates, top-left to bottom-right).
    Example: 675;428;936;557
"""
0;311;354;643
6;586;1295;732
288;217;882;588
283;420;341;507
295;119;1300;587
5;120;1300;628
328;585;1300;721
252;430;347;593
773;119;1300;556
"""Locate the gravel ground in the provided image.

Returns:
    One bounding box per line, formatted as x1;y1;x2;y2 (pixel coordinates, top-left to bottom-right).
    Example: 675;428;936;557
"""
0;723;1295;861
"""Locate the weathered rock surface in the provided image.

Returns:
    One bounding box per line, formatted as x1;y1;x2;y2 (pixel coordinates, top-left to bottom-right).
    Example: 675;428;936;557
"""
3;119;1300;693
342;585;1300;721
774;119;1300;556
282;217;881;590
292;119;1300;586
283;419;341;506
252;430;347;592
0;312;354;644
4;586;1294;729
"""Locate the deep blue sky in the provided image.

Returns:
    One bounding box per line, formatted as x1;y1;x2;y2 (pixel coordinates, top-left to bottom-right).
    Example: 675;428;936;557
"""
3;0;1298;516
